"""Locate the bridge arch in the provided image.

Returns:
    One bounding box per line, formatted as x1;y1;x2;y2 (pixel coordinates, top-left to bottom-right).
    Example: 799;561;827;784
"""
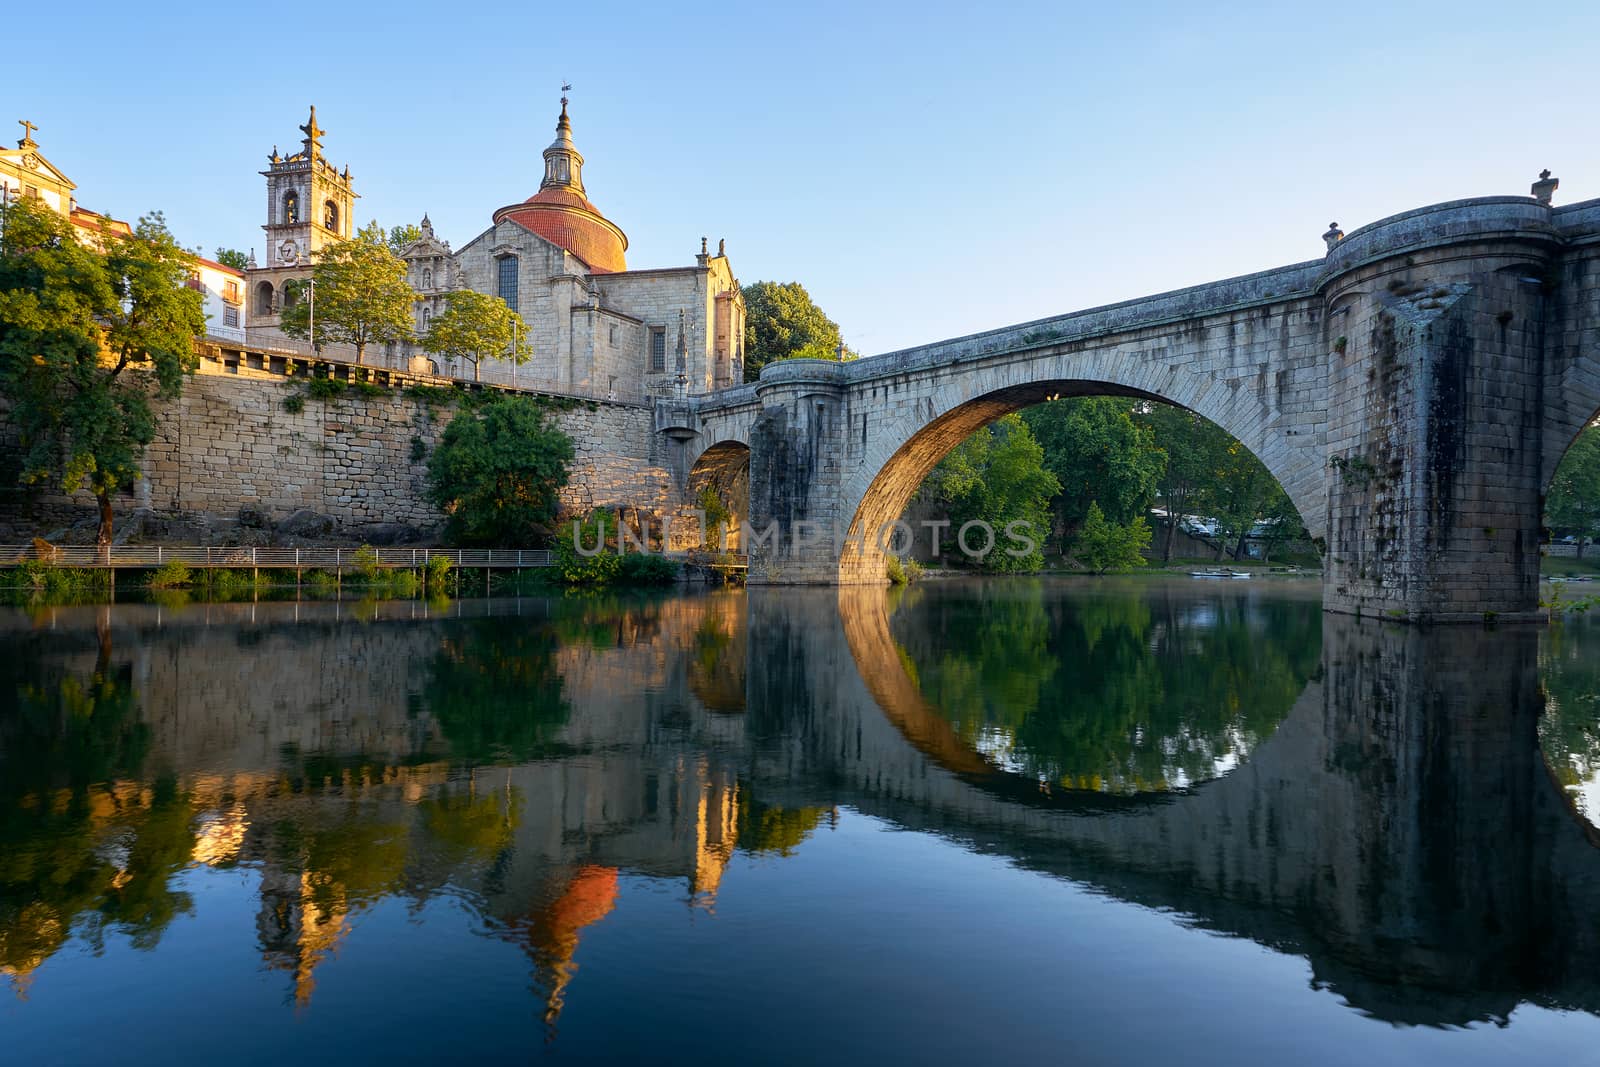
837;368;1324;583
688;440;751;550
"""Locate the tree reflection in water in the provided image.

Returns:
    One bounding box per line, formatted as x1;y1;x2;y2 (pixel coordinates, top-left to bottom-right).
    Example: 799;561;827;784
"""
890;580;1321;792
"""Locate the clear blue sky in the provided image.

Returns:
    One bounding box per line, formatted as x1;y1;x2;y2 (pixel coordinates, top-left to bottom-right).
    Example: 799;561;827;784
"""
15;0;1600;353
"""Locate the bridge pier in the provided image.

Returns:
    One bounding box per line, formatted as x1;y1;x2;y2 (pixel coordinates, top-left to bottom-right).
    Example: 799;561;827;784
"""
1320;203;1558;622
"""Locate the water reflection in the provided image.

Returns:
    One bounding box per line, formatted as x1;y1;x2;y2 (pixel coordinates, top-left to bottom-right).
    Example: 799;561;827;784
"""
1;581;1599;1056
884;580;1321;791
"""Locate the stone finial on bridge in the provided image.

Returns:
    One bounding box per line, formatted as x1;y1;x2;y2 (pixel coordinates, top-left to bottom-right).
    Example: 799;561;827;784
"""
1532;169;1559;205
1322;222;1344;253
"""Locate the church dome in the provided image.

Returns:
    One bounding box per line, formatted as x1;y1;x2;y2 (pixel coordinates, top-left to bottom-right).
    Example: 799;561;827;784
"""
493;101;628;274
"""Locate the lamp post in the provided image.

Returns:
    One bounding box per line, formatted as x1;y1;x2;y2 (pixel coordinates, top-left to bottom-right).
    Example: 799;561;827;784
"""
307;276;318;356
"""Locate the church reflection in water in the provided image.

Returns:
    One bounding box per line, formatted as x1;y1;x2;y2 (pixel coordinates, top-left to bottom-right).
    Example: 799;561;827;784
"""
2;581;1599;1032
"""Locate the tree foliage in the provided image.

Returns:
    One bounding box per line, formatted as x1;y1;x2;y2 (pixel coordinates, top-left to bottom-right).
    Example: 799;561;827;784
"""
921;414;1060;571
1073;501;1152;573
1134;404;1228;560
1023;398;1166;545
1548;424;1600;558
426;396;573;545
279;220;413;363
387;223;423;254
741;280;846;382
0;196;205;546
423;289;530;382
213;247;249;270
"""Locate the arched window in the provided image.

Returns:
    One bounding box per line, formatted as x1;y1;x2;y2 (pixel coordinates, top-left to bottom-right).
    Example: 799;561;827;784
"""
283;190;299;224
422;267;432;289
323;200;338;231
254;280;275;314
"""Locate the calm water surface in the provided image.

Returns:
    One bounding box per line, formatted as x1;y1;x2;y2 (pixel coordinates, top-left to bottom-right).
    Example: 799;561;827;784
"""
4;577;1600;1063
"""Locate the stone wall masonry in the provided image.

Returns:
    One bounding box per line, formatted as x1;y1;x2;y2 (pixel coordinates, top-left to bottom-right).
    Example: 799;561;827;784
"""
6;373;680;540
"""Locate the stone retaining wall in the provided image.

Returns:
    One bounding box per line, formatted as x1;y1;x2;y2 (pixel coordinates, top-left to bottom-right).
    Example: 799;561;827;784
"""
3;374;679;539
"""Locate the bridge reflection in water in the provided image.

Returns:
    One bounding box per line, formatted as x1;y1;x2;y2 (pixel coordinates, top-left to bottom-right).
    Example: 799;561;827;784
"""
1;581;1597;1045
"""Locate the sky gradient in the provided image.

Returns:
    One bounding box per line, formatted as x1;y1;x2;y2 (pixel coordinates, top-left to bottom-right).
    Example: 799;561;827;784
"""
13;0;1600;353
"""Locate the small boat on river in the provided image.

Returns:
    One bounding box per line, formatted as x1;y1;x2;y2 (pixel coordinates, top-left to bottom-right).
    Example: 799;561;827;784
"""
1190;569;1252;580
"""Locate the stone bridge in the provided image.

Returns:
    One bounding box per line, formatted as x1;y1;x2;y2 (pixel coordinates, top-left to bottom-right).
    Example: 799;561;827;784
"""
660;188;1600;621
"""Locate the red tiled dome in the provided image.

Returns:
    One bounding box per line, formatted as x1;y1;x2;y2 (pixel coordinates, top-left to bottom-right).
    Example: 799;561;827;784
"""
495;101;629;274
494;190;628;274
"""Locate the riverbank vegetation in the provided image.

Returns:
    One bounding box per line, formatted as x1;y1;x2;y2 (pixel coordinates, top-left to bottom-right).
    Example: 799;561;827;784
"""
912;397;1310;574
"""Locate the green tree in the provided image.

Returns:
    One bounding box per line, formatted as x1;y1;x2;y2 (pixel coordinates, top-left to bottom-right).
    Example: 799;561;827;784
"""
1200;440;1288;561
1548;424;1600;558
1134;403;1230;561
1023;397;1166;550
423;289;530;382
279;220;413;364
426;395;573;545
213;247;249;271
387;223;423;254
0;197;205;549
1073;500;1152;573
921;414;1060;572
741;280;845;382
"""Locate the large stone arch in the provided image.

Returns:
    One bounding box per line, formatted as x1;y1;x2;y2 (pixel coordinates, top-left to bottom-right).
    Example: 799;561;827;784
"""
836;358;1326;583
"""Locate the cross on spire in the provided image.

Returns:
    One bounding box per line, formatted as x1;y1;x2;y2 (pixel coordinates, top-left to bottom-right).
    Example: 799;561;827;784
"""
17;119;37;146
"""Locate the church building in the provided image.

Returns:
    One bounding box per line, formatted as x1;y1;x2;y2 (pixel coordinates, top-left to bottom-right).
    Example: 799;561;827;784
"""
246;100;745;400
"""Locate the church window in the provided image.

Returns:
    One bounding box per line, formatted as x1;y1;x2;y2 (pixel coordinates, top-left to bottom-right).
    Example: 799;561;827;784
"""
283;190;299;224
224;306;239;327
609;324;618;347
649;327;666;373
497;256;518;308
323;200;338;231
422;268;433;289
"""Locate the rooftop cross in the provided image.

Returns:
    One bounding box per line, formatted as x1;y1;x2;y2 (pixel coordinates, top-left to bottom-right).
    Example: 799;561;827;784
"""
18;119;37;145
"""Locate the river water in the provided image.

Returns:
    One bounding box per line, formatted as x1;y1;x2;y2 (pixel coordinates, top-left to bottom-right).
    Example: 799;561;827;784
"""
3;577;1600;1063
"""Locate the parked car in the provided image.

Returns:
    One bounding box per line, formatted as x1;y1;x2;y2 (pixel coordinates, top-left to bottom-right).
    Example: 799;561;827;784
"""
1181;516;1219;538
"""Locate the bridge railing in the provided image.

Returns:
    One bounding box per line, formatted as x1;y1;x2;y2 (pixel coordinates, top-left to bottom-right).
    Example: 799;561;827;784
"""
0;546;556;569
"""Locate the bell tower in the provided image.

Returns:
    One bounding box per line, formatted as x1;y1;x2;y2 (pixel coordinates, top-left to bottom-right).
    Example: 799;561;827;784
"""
260;106;358;269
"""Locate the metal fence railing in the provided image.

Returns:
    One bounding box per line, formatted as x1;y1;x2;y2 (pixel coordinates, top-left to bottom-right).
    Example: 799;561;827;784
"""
0;546;555;569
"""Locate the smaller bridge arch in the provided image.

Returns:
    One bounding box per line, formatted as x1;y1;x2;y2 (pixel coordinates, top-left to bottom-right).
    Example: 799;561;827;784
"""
688;441;751;550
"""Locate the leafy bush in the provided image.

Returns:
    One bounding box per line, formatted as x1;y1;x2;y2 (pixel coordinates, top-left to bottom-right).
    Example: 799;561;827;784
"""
427;396;574;546
904;559;925;582
885;554;908;585
352;544;384;581
556;514;622;585
148;559;193;588
425;554;453;591
617;551;679;585
306;376;347;401
1073;501;1153;574
555;513;679;586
